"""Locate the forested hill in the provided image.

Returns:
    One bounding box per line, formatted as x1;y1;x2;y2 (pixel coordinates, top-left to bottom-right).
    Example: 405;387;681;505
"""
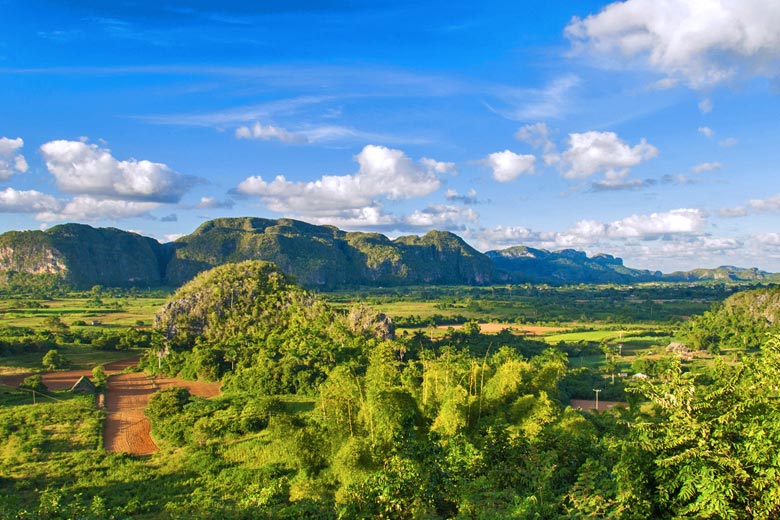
0;217;777;289
164;217;494;287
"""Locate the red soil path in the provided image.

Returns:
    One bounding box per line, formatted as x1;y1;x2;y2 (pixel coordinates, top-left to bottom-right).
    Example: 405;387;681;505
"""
0;357;220;456
104;372;220;455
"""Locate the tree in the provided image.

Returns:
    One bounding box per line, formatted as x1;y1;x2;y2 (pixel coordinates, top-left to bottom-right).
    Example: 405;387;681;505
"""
20;374;47;393
91;366;107;391
626;337;780;519
42;349;67;370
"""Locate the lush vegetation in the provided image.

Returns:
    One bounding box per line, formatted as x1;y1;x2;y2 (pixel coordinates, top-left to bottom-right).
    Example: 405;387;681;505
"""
1;264;779;518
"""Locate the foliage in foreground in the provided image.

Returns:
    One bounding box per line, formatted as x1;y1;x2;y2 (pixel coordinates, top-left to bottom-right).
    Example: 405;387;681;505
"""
2;271;780;518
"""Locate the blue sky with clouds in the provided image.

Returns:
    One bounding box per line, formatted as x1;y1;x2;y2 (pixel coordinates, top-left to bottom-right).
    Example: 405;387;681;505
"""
1;0;779;271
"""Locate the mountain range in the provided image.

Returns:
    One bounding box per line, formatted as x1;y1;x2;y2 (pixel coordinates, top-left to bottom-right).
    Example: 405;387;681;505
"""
0;217;777;289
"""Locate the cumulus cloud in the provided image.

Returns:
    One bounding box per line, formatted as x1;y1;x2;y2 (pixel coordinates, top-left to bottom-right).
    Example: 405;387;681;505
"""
36;196;161;222
748;194;780;212
566;0;780;87
445;188;478;205
483;150;536;182
0;137;29;180
235;121;307;143
469;208;707;253
560;131;658;179
698;126;714;138
692;161;722;173
235;144;444;218
404;204;478;228
420;158;458;175
39;140;197;202
719;137;738;148
606;208;706;238
0;187;60;213
699;98;713;114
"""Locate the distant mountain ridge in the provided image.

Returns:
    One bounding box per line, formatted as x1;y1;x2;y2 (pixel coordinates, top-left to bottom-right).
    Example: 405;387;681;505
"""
0;218;776;289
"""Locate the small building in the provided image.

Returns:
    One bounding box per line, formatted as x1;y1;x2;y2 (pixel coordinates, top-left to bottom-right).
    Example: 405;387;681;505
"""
70;376;97;394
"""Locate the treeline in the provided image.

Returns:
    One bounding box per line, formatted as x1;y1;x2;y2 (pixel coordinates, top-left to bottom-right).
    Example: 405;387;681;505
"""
0;323;150;357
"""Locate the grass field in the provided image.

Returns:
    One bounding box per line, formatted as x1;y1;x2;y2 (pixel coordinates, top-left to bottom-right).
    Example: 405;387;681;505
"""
0;296;167;329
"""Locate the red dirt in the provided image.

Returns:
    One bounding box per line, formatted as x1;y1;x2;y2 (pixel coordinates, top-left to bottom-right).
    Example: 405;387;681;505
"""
570;399;628;412
439;323;566;335
104;371;220;455
0;357;220;456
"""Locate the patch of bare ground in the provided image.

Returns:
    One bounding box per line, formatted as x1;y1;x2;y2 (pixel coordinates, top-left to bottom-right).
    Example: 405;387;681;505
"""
439;323;567;335
104;372;220;455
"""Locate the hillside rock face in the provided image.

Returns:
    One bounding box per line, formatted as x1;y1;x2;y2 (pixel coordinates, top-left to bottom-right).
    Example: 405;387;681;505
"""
165;217;495;288
0;224;169;288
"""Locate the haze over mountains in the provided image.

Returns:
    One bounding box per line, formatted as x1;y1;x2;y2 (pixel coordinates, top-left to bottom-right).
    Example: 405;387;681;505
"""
0;217;776;289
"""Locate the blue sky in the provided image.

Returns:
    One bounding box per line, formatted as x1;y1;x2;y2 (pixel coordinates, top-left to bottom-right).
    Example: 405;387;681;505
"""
1;0;779;271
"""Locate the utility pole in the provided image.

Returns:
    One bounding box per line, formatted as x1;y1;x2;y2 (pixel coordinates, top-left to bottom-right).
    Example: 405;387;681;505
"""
593;388;601;412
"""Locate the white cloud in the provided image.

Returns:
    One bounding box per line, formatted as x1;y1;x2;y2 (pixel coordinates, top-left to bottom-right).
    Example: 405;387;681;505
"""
748;194;780;212
470;208;707;254
36;196;160;222
591;177;650;191
0;187;60;213
566;0;780;87
404;204;478;228
420;158;458;175
235;121;307;143
300;206;399;229
445;188;478;205
163;233;185;243
196;196;235;209
560;131;658;179
483;150;536;182
0;137;28;180
488;75;581;121
606;208;706;238
236;144;443;217
699;98;713;114
719;206;748;218
692;161;722;173
39;140;196;202
649;77;679;90
719;137;738;147
698;126;714;138
752;233;780;246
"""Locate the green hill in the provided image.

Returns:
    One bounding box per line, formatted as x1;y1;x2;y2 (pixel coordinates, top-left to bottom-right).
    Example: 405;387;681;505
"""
0;217;776;289
0;223;169;288
165;217;494;288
